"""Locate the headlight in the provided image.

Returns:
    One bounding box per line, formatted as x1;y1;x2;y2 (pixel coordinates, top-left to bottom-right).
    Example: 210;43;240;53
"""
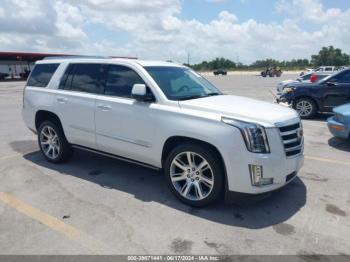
334;113;345;124
283;87;295;93
222;117;270;153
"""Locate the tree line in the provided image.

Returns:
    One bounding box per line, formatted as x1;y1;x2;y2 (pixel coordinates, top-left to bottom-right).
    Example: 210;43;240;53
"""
190;46;350;71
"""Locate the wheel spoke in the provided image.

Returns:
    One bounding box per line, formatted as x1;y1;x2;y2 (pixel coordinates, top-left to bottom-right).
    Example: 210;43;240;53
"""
186;152;194;166
41;141;50;145
171;173;187;182
173;158;187;170
200;175;213;186
181;182;192;197
197;159;209;172
42;129;50;139
46;146;53;157
48;127;55;137
52;147;57;158
194;182;204;199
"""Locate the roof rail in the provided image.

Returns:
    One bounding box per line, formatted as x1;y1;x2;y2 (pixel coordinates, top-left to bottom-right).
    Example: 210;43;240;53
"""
43;55;112;60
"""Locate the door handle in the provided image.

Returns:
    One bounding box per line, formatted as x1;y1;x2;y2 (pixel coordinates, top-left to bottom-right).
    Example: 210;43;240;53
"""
56;97;68;103
97;104;111;111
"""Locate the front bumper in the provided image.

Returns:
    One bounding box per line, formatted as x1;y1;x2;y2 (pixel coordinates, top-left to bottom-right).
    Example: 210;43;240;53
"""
233;153;304;194
274;95;293;108
221;124;304;195
327;116;349;139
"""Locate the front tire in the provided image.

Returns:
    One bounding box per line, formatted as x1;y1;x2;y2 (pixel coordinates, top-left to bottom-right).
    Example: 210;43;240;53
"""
38;121;73;163
164;144;224;207
294;98;317;119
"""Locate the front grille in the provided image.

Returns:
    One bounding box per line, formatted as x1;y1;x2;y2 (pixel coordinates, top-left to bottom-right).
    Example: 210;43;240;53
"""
278;121;303;157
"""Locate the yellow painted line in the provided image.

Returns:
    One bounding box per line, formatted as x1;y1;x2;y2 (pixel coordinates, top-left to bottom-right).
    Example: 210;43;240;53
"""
305;155;350;166
0;192;112;254
0;151;37;161
0;153;21;161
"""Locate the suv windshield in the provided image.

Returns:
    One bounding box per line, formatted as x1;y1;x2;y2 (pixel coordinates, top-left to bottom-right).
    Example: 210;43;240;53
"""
145;66;222;101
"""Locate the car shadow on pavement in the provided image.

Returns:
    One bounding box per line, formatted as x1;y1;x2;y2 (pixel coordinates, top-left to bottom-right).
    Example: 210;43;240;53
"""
305;113;331;122
11;140;306;230
328;137;350;152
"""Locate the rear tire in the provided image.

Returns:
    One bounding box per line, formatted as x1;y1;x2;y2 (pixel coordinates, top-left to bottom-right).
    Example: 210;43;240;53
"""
164;144;224;207
38;121;73;163
294;98;317;119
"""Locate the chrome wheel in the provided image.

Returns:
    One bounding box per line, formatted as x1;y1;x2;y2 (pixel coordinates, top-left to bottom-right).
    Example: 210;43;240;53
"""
296;100;313;117
39;126;61;159
170;151;214;201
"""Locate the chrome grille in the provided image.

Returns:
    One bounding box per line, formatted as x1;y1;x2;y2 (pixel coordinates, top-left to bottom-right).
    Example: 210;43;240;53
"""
278;122;303;157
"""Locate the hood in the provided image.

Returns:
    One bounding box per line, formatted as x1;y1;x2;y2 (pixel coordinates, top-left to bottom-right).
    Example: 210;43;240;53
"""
333;103;350;116
278;79;296;87
179;95;299;127
284;81;313;88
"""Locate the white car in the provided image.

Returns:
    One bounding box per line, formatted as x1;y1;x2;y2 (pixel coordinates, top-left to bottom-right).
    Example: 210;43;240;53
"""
301;66;336;76
22;57;304;206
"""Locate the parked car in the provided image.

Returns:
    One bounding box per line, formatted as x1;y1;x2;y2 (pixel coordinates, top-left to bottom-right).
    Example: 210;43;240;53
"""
277;68;350;118
327;103;350;140
213;68;227;76
300;66;335;76
4;75;22;80
23;58;304;207
0;72;9;80
276;72;333;94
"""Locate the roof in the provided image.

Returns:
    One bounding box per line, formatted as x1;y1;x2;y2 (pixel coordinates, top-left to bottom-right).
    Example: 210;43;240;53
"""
36;57;185;68
0;51;136;62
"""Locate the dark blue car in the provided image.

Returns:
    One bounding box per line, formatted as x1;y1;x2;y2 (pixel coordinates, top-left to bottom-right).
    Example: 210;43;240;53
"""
277;69;350;118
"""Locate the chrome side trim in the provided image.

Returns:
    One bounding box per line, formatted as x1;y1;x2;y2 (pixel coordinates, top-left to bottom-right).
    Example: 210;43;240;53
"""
72;145;160;170
70;125;95;134
96;132;151;148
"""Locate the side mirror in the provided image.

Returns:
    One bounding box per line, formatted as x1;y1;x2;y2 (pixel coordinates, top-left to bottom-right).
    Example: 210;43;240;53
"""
131;84;155;102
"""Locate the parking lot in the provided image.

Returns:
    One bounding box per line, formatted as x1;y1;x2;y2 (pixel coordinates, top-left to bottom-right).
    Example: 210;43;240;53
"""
0;75;349;255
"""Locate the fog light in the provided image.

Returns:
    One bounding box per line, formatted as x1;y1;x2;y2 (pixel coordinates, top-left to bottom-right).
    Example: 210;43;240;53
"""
249;164;273;186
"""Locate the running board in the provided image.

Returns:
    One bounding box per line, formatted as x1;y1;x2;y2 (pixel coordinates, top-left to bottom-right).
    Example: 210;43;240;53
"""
71;145;161;170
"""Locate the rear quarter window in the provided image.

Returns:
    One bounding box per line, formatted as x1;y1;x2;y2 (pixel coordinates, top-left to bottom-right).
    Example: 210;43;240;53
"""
27;63;60;87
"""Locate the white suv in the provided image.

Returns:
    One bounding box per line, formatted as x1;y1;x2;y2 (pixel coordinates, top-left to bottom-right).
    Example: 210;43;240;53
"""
22;57;304;206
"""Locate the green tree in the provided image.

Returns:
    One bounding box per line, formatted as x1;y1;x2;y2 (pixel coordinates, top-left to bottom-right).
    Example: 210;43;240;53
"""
192;57;236;71
311;46;350;66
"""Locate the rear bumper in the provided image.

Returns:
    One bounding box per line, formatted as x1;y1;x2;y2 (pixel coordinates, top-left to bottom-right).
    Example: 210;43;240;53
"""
327;116;349;139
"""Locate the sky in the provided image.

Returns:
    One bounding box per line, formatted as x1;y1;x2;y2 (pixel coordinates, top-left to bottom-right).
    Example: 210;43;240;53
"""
0;0;349;64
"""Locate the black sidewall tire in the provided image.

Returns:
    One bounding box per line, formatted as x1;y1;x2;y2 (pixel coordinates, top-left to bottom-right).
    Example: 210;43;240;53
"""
164;144;224;207
294;98;317;119
38;121;73;163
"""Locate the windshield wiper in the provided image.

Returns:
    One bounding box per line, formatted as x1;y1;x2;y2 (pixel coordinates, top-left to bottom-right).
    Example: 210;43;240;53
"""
177;92;221;101
177;95;205;101
206;92;221;96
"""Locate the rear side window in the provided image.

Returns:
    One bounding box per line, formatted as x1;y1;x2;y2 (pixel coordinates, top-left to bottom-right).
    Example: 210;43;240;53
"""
27;63;59;87
301;74;310;81
337;71;350;83
59;63;106;94
105;65;145;98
